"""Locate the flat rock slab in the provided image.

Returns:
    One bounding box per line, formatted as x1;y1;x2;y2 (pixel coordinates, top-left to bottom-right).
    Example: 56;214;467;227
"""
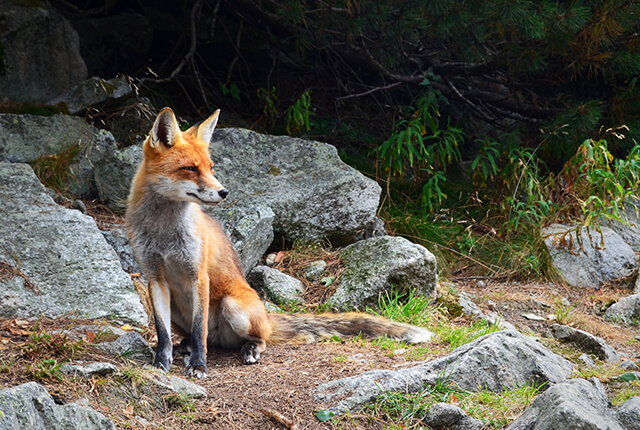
0;382;115;430
60;362;118;378
0;162;146;324
146;371;207;399
543;223;637;288
95;332;153;361
315;330;572;413
550;323;622;362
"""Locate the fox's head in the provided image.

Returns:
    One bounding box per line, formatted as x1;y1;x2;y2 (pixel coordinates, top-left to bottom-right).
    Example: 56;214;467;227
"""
142;107;228;205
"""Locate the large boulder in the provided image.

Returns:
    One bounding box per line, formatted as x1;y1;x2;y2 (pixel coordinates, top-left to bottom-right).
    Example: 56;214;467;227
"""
0;162;147;324
507;378;623;430
0;382;115;430
543;223;637;288
315;330;573;413
616;396;640;430
0;1;87;102
606;198;640;251
605;293;640;326
328;235;437;311
209;128;382;244
92;141;142;212
0;113;108;198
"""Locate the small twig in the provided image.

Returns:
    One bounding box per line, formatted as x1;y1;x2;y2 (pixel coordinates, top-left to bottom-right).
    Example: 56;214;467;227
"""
336;82;402;101
139;0;202;85
261;408;298;430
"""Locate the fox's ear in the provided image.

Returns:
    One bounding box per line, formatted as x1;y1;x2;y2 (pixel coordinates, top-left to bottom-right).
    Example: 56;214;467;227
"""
150;108;181;150
195;110;220;144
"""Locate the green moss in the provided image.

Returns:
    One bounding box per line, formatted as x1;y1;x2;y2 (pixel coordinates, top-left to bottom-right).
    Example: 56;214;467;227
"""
29;142;82;195
268;165;281;176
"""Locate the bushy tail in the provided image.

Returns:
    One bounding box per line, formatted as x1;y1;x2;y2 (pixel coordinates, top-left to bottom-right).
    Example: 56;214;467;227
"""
267;312;434;345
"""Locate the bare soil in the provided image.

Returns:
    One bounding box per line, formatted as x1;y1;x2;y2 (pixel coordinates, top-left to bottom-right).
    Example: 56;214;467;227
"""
1;278;639;430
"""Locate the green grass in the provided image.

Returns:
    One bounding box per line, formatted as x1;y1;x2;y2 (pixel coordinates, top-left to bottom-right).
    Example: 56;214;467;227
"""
368;288;439;327
164;393;196;413
27;359;65;381
366;377;545;429
436;319;503;351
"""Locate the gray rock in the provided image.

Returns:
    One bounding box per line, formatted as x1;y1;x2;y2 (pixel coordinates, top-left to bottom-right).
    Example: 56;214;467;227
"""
459;291;482;316
328;236;436;311
0;163;147;324
206;201;275;274
550;323;622;362
606;198;640;251
301;260;327;281
315;330;572;413
543;223;637;288
49;76;132;114
146;371;207;399
101;226;143;276
210;128;381;244
0;114;101;197
507;378;623;430
0;2;87;102
424;403;483;430
605;293;640;326
619;360;640;371
60;362;118;378
93;143;143;213
616;396;640;430
0;382;115;430
95;332;153;362
246;266;304;304
579;353;597;368
459;292;517;331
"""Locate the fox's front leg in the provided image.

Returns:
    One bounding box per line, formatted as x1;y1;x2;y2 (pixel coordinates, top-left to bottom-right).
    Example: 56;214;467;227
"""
186;272;209;379
149;277;173;372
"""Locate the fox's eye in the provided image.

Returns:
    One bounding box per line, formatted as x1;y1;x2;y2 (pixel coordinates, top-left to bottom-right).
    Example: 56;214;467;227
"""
182;166;198;172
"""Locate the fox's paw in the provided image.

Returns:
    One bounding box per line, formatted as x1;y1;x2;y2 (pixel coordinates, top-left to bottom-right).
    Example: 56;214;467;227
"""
153;355;172;372
240;341;261;365
185;357;208;379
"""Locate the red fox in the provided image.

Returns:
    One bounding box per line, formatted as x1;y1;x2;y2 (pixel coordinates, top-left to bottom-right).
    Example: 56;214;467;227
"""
126;108;434;378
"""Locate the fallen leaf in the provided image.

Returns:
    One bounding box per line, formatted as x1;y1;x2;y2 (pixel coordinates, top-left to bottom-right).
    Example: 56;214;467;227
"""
320;276;335;286
315;409;335;422
84;330;96;343
274;251;286;263
618;372;639;382
8;327;30;336
120;324;133;331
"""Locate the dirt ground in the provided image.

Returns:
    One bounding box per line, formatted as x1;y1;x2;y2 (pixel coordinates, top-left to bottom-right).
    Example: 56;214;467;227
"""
1;278;639;430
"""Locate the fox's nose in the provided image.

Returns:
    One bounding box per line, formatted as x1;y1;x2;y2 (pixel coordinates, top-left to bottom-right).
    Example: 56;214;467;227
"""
218;189;229;199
